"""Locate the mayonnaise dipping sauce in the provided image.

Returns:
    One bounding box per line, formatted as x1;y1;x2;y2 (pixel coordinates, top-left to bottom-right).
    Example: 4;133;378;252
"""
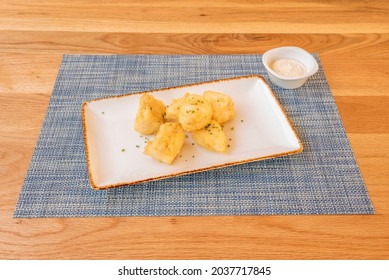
270;58;306;77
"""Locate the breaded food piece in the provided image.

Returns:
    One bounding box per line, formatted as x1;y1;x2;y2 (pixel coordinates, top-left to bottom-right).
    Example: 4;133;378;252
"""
134;93;166;135
165;93;189;122
144;122;185;164
178;94;212;132
192;120;228;153
203;90;235;124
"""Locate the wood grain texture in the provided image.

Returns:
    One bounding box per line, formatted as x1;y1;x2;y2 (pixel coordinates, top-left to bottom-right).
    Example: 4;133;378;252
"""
1;0;388;33
0;0;388;260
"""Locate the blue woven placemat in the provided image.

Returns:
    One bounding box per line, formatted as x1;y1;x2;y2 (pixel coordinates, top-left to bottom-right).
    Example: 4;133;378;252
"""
14;54;374;217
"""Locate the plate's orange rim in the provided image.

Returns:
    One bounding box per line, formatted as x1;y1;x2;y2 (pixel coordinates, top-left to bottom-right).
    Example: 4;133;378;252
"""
82;74;304;190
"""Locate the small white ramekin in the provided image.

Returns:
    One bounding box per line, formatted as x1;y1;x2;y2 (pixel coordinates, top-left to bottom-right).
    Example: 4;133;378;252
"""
262;46;319;89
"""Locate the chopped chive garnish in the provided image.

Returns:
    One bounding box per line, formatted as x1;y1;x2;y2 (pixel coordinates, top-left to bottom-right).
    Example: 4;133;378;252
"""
121;148;125;152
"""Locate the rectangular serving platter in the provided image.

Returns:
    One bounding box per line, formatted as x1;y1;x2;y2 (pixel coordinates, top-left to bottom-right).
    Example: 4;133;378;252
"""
82;75;303;190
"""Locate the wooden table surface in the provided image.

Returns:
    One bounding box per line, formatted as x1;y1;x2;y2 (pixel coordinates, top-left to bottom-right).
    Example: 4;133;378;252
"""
1;0;388;260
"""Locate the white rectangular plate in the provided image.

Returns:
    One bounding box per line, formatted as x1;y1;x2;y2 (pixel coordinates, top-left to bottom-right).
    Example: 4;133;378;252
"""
82;75;303;190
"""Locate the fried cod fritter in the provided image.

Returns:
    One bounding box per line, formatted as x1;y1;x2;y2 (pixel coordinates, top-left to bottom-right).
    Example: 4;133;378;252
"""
178;94;212;132
134;93;166;135
191;120;228;153
144;122;185;164
165;93;189;122
134;90;235;164
203;90;235;124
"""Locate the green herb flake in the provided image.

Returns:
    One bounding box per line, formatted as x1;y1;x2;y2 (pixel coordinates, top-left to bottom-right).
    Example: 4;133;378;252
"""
121;148;125;152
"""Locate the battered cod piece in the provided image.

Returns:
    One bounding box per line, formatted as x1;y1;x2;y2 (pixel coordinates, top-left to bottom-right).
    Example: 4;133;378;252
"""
203;90;235;124
178;94;212;132
134;93;166;135
165;93;189;122
144;122;185;164
192;120;228;153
